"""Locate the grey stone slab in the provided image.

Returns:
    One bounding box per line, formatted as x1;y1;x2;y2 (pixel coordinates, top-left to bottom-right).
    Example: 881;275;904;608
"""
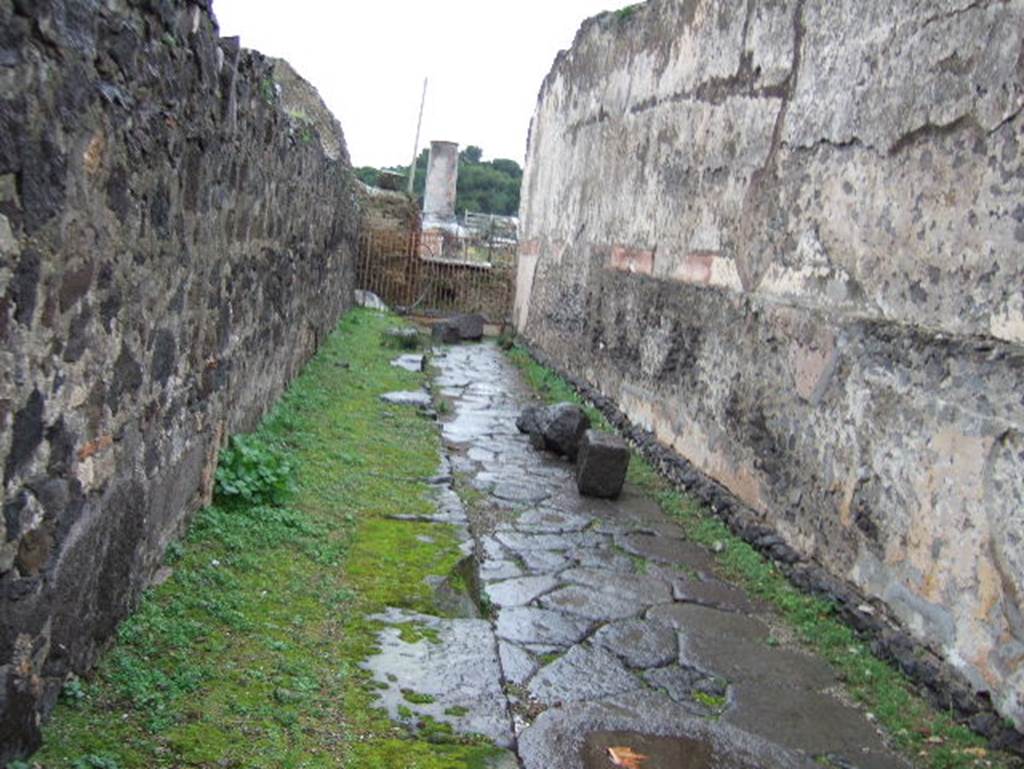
524;644;566;655
380;390;432;408
527;645;641;705
467;446;497;463
726;683;909;769
492;480;551;504
443;412;502;443
677;626;837;691
512;508;592;533
647;603;771;642
496;530;607;553
480;535;509;560
495;606;592;646
592;518;687;540
480;559;523;582
391;354;425;372
643;664;728;711
361;609;512;747
498;641;538;686
569;547;638;573
560;567;673;605
485;575;561;608
539;584;644;621
616;532;717;571
543;489;619;519
647;603;836;693
672;575;764;614
517;689;820;769
519;549;573;574
591;617;678;669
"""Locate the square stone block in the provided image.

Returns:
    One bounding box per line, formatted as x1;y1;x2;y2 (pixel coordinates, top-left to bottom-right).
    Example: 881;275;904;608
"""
576;429;629;498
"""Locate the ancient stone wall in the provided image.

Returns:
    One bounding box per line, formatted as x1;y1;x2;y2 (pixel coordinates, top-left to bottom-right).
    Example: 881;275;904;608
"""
0;0;357;757
517;0;1024;729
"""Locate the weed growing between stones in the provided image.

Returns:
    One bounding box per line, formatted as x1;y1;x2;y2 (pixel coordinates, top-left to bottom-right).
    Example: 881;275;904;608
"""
32;310;505;769
504;344;1021;769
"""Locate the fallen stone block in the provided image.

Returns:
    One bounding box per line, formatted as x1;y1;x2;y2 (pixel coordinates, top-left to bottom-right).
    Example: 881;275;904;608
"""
516;404;545;435
452;313;485;340
432;314;485;343
432;320;461;344
517;402;591;460
576;429;629;498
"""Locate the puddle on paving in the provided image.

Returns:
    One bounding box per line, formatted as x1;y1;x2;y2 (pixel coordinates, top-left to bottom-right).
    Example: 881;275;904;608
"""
583;731;743;769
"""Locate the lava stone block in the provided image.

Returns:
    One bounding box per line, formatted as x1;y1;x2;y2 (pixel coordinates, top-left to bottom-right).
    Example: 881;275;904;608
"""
452;313;485;340
576;429;629;498
432;313;485;344
518;402;591;460
431;319;461;343
516;404;545;435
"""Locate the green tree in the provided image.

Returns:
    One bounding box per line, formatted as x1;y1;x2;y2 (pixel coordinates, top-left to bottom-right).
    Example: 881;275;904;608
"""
358;146;522;216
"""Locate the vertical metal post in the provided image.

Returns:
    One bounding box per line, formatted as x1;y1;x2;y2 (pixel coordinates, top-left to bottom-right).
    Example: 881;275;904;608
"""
407;78;428;196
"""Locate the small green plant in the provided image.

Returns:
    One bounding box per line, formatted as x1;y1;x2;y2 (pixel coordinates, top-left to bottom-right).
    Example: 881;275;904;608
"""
163;540;184;564
693;690;728;712
60;675;87;706
444;705;469;717
214;434;294;505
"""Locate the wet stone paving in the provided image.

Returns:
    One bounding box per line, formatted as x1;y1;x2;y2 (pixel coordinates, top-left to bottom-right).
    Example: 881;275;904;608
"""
364;342;913;769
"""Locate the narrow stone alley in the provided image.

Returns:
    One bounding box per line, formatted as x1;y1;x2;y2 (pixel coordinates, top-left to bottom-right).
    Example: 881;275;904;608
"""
364;341;913;769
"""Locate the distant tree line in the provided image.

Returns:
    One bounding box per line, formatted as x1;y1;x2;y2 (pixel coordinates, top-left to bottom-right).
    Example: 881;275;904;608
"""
354;145;522;217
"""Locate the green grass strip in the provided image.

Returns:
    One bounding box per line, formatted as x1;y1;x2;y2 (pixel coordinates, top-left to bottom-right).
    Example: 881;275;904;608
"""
30;310;505;769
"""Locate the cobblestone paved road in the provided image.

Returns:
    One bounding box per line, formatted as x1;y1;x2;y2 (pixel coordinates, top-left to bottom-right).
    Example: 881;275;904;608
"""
365;342;912;769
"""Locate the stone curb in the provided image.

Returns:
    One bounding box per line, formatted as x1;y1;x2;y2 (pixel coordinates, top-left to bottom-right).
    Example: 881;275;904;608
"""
519;342;1024;757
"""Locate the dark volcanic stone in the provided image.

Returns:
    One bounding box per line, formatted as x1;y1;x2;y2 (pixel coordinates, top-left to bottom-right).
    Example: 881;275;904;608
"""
530;402;591;460
516;404;545;435
432;319;461;344
576;429;629;498
4;389;45;484
452;313;485;340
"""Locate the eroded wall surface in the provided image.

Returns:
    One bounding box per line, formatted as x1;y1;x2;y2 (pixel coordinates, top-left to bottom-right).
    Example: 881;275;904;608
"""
517;0;1024;728
0;0;357;757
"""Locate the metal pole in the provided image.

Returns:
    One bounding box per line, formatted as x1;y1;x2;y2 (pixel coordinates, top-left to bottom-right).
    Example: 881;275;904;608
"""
407;77;428;196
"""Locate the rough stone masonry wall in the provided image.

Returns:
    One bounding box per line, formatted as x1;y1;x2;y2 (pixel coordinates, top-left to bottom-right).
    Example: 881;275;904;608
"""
516;0;1024;730
0;0;357;758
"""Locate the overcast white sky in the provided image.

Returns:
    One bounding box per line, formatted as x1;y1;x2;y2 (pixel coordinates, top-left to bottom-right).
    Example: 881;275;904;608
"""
213;1;618;169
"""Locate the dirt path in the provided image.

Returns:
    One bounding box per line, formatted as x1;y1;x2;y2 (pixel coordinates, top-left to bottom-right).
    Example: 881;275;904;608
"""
364;341;912;769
